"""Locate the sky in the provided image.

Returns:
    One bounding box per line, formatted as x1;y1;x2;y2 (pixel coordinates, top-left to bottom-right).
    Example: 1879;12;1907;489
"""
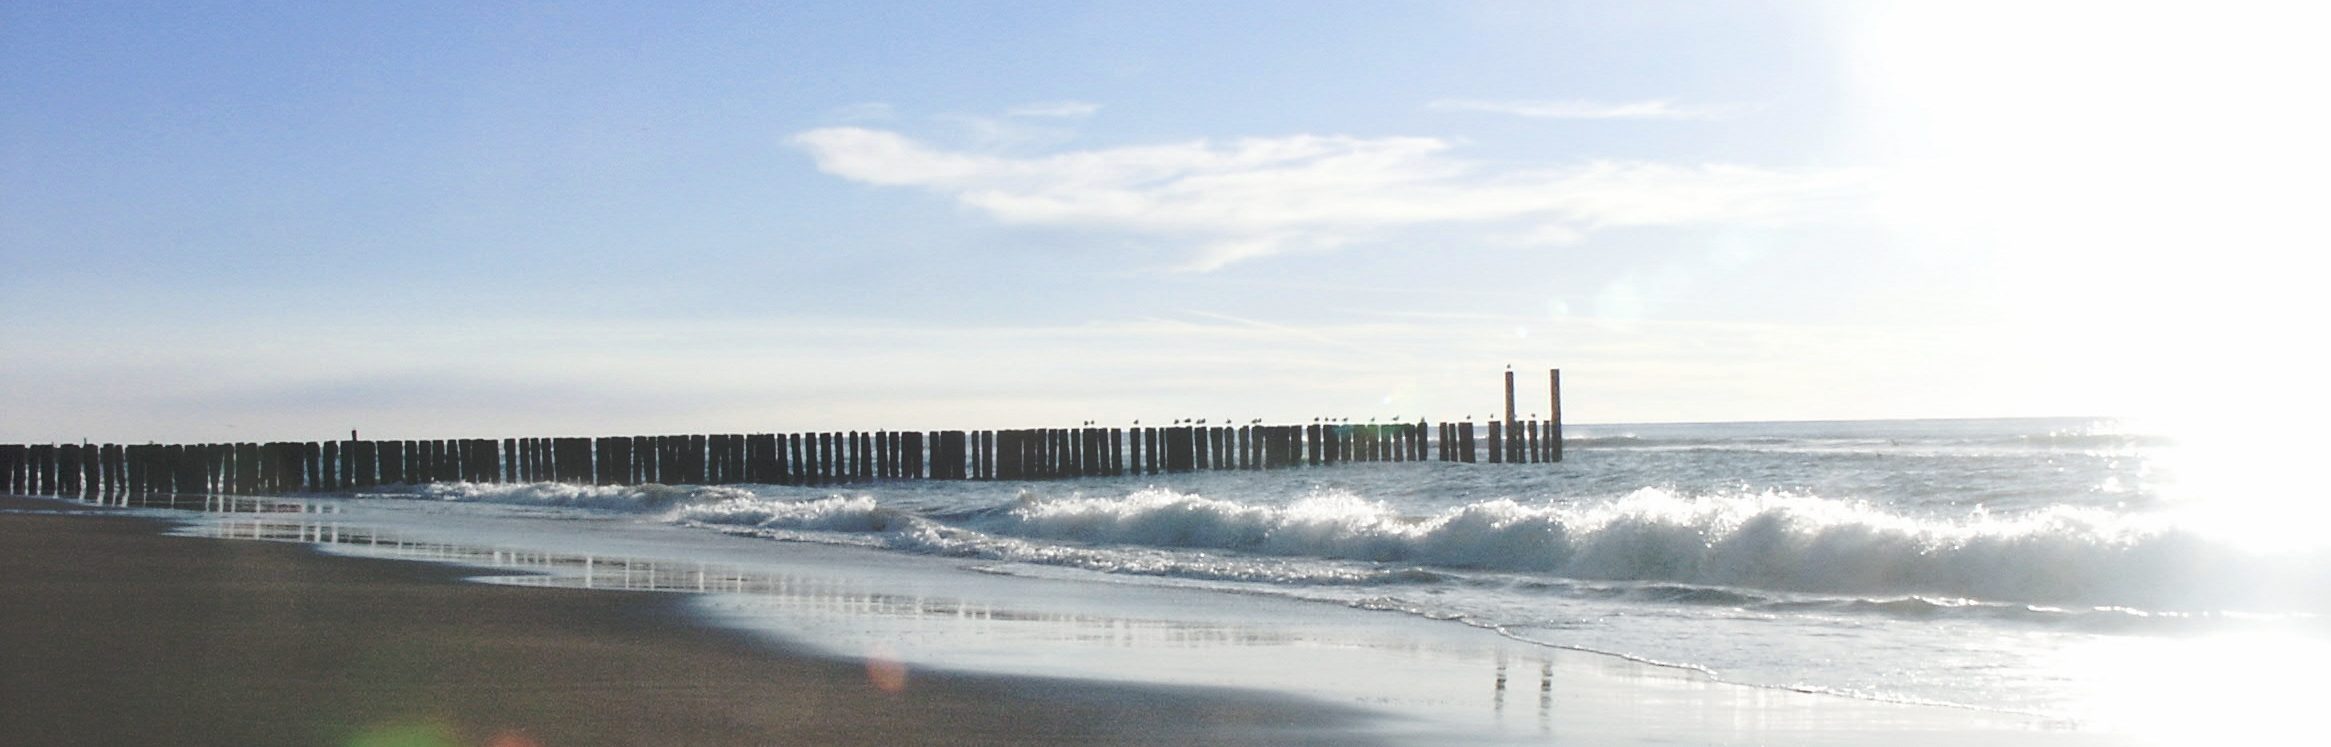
3;1;2325;444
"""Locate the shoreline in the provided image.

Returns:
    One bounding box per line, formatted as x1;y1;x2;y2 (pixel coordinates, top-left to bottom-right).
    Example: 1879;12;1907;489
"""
4;493;2101;745
0;496;1373;745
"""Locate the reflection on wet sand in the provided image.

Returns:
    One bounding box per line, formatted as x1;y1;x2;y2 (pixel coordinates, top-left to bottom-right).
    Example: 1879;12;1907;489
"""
166;500;2050;745
192;513;1326;650
182;511;1567;738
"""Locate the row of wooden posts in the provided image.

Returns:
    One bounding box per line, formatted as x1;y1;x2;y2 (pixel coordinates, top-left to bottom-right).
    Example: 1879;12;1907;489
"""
0;419;1564;499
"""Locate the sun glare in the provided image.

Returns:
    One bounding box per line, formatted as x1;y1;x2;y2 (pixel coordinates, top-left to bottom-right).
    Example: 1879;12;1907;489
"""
1843;1;2330;429
2052;629;2329;744
2136;411;2329;554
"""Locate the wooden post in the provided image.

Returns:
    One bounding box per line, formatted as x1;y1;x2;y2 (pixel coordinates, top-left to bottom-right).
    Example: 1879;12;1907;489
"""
807;433;824;484
0;445;19;496
349;440;375;487
460;439;480;483
100;444;122;497
947;431;966;480
342;440;364;487
68;444;91;497
611;437;635;485
436;438;454;483
119;445;138;495
1549;368;1564;462
995;430;1016;480
82;443;104;496
743;434;772;483
315;441;337;490
968;431;982;481
965;430;979;480
773;433;792;484
28;443;53;494
377;441;402;485
18;444;33;494
56;444;81;497
918;429;937;480
1504;369;1518;463
779;433;799;485
162;444;187;495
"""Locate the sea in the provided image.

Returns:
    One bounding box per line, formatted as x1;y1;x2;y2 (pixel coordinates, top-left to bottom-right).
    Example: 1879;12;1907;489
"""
156;417;2331;744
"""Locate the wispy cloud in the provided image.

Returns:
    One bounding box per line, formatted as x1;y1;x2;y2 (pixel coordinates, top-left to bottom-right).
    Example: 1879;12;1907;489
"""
1007;100;1102;118
1429;98;1721;120
790;127;1864;270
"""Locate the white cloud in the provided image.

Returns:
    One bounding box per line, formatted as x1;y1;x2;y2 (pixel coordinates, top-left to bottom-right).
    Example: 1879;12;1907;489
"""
1429;98;1722;120
1007;100;1102;118
790;127;1865;270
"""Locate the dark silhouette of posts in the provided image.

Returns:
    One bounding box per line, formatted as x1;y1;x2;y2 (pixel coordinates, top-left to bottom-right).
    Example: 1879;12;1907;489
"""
5;366;1569;497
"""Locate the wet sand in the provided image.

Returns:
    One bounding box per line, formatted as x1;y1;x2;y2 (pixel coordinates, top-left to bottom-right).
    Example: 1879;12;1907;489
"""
0;497;1367;746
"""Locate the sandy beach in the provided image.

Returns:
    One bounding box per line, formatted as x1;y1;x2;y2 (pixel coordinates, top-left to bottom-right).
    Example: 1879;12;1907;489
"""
0;496;1367;746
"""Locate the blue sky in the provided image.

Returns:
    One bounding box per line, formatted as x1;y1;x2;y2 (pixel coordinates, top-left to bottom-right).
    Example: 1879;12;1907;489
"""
4;1;2324;443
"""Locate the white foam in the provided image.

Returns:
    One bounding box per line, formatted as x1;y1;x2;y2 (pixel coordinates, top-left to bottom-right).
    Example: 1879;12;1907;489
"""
670;485;2330;613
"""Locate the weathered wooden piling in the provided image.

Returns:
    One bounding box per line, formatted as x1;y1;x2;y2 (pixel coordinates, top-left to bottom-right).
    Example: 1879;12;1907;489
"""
1549;368;1564;463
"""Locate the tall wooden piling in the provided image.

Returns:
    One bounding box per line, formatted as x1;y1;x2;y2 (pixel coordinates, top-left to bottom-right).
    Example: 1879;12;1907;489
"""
1549;368;1564;462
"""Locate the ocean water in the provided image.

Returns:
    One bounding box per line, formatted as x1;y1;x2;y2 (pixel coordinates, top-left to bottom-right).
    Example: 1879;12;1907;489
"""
173;417;2331;742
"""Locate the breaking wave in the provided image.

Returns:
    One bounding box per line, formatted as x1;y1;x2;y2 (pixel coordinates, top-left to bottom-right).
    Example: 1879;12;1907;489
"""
668;486;2329;614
